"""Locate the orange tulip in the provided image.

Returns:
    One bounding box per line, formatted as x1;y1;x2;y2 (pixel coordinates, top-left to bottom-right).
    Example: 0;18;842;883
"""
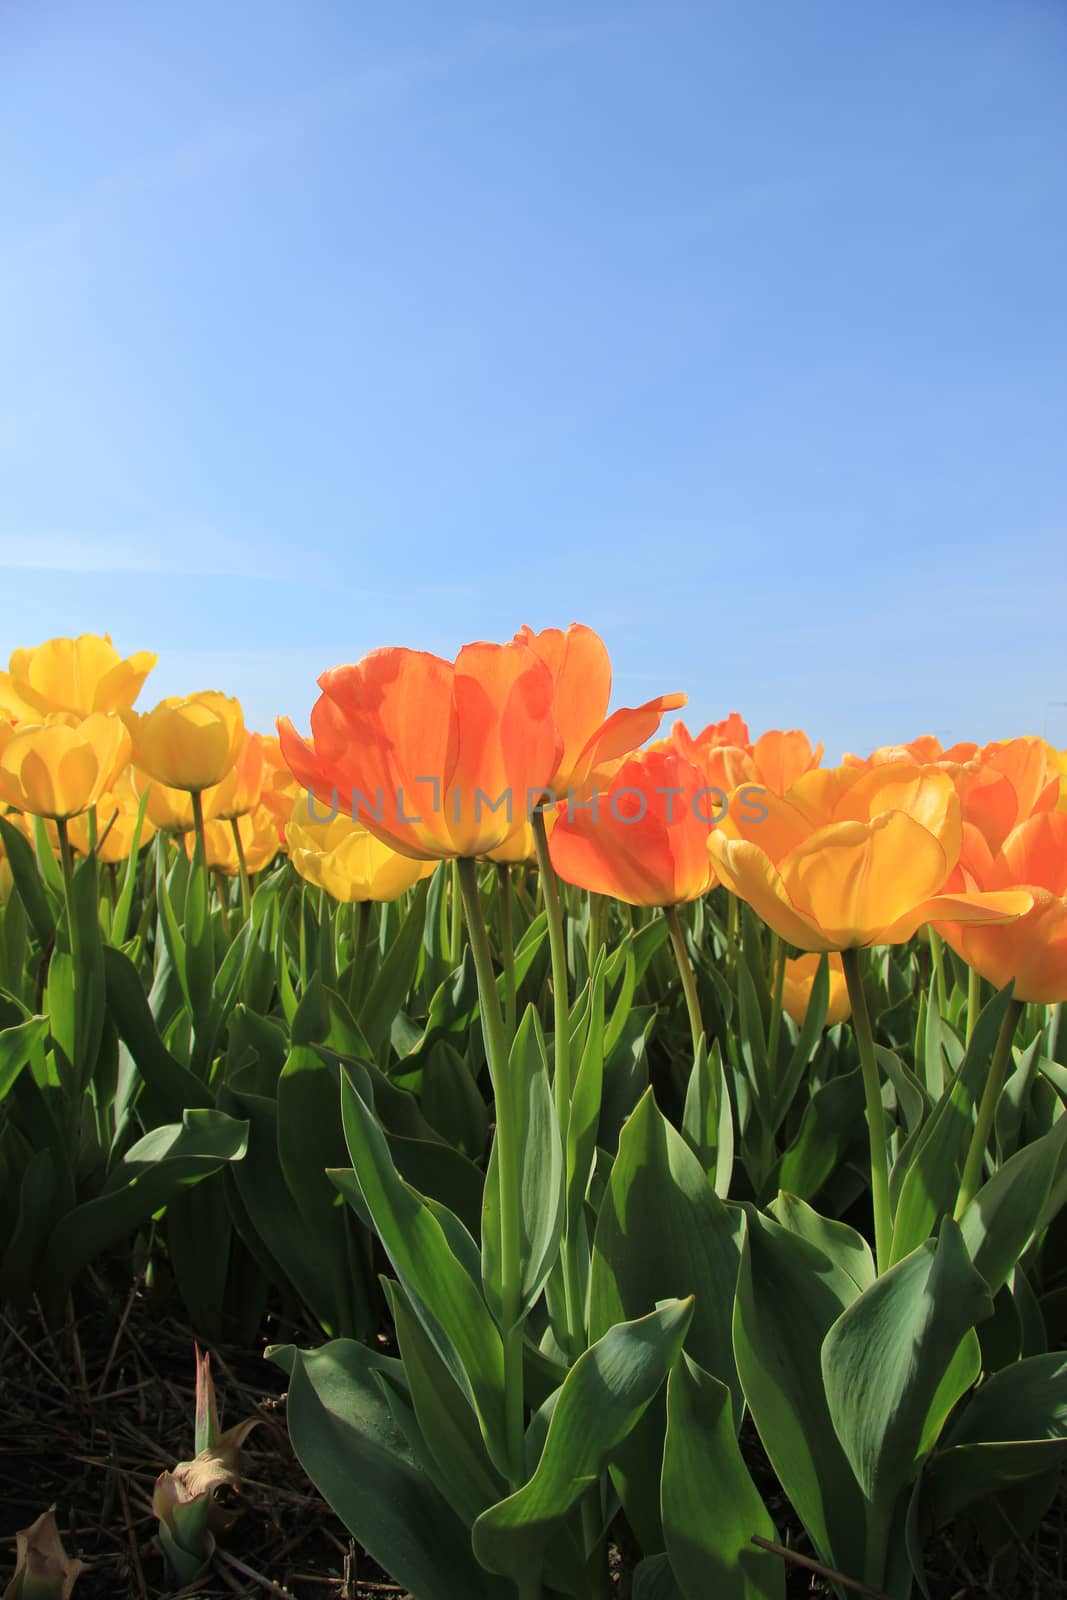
667;718;823;797
548;748;720;907
708;763;1032;951
259;735;302;839
209;731;265;820
782;953;851;1027
279;640;564;861
513;623;685;795
936;811;1067;1003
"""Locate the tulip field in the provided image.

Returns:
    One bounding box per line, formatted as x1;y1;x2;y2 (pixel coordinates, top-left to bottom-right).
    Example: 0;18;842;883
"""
4;628;1067;1600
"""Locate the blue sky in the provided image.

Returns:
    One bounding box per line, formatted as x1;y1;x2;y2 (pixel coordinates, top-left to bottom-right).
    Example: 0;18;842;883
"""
2;0;1065;757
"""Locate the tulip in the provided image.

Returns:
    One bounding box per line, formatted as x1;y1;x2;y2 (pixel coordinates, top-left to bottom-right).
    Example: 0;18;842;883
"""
0;631;156;718
513;623;685;795
286;795;436;902
549;748;718;908
123;692;244;793
944;737;1060;856
782;952;851;1027
209;730;265;821
279;640;563;860
67;765;157;863
937;811;1067;1004
259;734;303;839
0;714;132;821
668;718;823;797
182;805;281;877
708;764;1032;953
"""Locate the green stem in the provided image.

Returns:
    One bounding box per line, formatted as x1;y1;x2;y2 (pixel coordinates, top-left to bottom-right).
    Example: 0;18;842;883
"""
449;857;463;967
214;870;232;940
665;904;704;1060
456;857;526;1490
497;863;517;1041
229;816;251;920
725;891;738;972
531;810;571;1123
56;814;76;903
954;996;1023;1219
355;898;372;966
842;947;893;1275
966;964;981;1048
928;927;947;1016
767;932;786;1068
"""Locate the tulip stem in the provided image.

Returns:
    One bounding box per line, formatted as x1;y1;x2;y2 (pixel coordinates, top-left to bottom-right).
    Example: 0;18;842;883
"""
954;996;1023;1220
767;933;786;1068
841;948;892;1275
449;858;464;967
531;810;572;1122
928;927;948;1016
497;864;517;1041
229;818;251;920
966;966;981;1048
456;856;526;1491
665;905;704;1062
55;815;76;902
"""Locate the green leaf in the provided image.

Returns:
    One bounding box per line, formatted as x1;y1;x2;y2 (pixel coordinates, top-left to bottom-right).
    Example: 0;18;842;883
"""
481;1005;564;1331
662;1354;783;1600
923;1353;1067;1526
472;1299;694;1581
590;1088;745;1423
769;1192;875;1295
35;1109;248;1319
359;878;429;1060
681;1036;734;1199
0;1013;49;1101
732;1210;866;1578
337;1065;508;1476
0;814;55;945
103;946;212;1123
821;1219;992;1582
958;1112;1067;1296
775;1068;864;1203
269;1339;510;1600
566;958;606;1230
889;983;1017;1263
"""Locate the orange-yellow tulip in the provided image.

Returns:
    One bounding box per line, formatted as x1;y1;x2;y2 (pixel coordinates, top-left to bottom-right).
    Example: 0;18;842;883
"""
209;731;265;820
936;811;1067;1003
286;796;437;901
513;623;685;794
782;953;851;1027
667;718;823;797
709;764;1032;951
257;735;301;840
0;633;156;718
549;749;719;907
0;714;132;820
183;805;282;876
279;641;563;860
124;693;244;793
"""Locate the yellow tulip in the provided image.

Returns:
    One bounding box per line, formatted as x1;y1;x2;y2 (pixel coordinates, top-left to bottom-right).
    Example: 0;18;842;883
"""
209;731;265;820
0;632;156;717
286;795;437;902
781;953;851;1027
67;765;157;863
124;693;244;793
0;714;132;820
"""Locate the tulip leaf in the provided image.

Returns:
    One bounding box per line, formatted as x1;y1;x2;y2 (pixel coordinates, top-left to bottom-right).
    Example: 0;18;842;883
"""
922;1352;1067;1527
337;1063;508;1475
269;1339;511;1600
662;1354;783;1600
732;1210;867;1579
0;1013;49;1101
889;983;1017;1263
35;1108;249;1319
482;1004;564;1331
0;814;56;946
566;956;606;1231
103;946;212;1123
769;1192;875;1295
681;1036;734;1198
958;1111;1067;1296
775;1067;865;1202
472;1299;694;1581
821;1218;992;1583
358;878;429;1061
